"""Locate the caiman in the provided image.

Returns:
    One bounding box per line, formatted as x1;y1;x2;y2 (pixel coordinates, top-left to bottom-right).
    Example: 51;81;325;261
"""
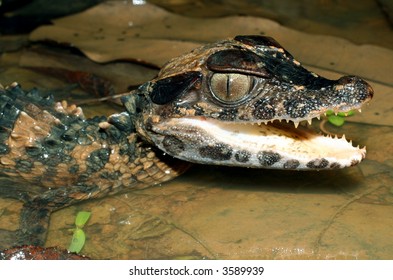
0;35;373;248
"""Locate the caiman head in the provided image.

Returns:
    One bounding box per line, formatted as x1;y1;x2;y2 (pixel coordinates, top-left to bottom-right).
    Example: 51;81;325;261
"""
123;35;373;170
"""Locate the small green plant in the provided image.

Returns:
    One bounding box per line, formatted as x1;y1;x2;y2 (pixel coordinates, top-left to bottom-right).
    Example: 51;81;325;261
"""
325;109;355;126
68;211;91;253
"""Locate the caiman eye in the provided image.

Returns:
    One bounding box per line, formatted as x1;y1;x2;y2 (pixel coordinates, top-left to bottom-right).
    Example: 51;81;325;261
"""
210;73;253;104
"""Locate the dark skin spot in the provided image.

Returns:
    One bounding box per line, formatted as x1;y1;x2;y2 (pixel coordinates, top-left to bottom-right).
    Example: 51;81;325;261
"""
15;159;33;173
25;146;42;157
199;143;232;161
100;171;121;180
235;150;251;163
44;138;61;150
0;144;9;155
306;158;329;169
329;162;341;169
43;166;58;180
218;108;238;121
162;136;185;155
283;159;300;169
86;148;110;173
257;151;281;166
68;164;79;174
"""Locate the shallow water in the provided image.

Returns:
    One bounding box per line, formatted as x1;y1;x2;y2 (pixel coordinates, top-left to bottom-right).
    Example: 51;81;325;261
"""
0;0;392;259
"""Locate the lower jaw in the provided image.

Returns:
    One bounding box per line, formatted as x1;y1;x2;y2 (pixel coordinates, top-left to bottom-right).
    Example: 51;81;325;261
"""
148;117;366;170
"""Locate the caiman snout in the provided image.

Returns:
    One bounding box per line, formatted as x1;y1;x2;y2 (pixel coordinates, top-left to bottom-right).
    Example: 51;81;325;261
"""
337;75;374;103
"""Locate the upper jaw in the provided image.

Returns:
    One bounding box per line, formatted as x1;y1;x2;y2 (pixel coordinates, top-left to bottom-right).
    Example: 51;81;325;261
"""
212;74;374;126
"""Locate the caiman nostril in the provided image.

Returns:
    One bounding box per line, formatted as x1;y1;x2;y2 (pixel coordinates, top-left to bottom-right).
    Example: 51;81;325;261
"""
337;75;357;85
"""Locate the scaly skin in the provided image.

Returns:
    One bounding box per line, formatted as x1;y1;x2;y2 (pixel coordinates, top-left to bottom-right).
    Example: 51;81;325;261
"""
0;35;373;248
0;83;188;247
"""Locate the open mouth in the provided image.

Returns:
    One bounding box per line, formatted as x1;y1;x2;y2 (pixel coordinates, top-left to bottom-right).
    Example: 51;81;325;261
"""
149;114;366;170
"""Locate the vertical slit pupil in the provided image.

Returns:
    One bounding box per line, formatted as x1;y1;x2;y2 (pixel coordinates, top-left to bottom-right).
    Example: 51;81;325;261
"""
226;74;231;99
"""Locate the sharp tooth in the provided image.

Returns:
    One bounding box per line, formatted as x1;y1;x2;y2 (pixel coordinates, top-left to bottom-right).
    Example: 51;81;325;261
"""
286;119;290;123
316;115;321;120
264;121;268;125
293;121;299;128
307;119;312;125
342;134;347;141
358;108;362;113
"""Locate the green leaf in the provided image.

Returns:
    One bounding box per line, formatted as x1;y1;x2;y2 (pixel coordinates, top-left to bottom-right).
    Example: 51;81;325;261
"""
68;228;86;253
337;110;355;117
75;211;91;228
328;115;345;126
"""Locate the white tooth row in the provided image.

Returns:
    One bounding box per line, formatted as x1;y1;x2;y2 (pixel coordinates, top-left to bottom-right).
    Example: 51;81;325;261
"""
325;133;366;150
252;107;363;128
